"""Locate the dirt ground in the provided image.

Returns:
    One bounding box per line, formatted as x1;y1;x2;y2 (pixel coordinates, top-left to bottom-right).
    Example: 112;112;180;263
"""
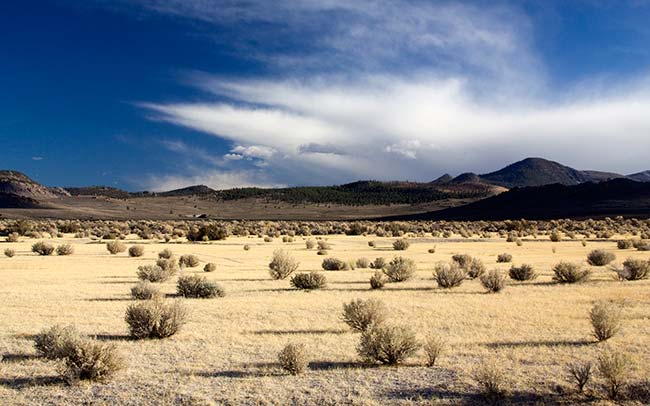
1;234;649;405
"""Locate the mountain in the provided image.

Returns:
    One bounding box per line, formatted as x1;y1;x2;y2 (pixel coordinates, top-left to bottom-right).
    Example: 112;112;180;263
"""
160;185;216;197
478;157;624;188
628;170;650;182
0;170;68;199
382;178;650;221
66;186;132;199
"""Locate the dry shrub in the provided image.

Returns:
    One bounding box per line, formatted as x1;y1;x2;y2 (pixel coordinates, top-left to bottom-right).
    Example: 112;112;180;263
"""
125;299;188;339
106;240;126;255
32;241;54;256
137;263;176;283
203;263;217;273
553;262;591;283
34;324;81;360
342;298;387;332
567;361;592;393
370;257;386;269
61;339;124;383
473;358;507;402
357;323;420;365
496;253;512;263
6;232;19;242
56;244;74;256
393;238;410;251
587;249;615;266
158;248;174;259
179;254;200;268
423;335;446;367
508;264;537;281
598;349;632;399
370;271;386;289
480;269;507;293
278;343;308;375
177;274;225;298
4;248;15;258
451;254;472;268
464;258;486;279
322;257;348;271
269;250;299;279
614;258;650;281
317;240;331;250
305;239;315;249
131;281;162;300
550;230;562;242
617;240;633;249
433;262;465;289
356;257;370;268
290;272;327;290
243;244;250;251
383;256;416;282
127;245;144;258
590;301;622;342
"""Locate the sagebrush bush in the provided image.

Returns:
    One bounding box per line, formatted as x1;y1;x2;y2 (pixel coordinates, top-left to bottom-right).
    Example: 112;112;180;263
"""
370;257;386;269
278;343;308;375
61;339;125;383
590;301;622;342
131;281;162;300
508;264;537;281
317;240;331;250
56;244;74;256
383;256;416;282
125;299;188;339
568;361;592;393
598;349;632;399
423;334;446;367
32;241;54;256
617;240;633;249
158;248;174;259
290;272;327;290
433;262;465;288
4;248;15;258
128;245;145;258
464;257;486;279
357;323;420;365
321;257;348;271
203;263;217;273
451;254;472;268
480;269;507;293
34;324;81;360
496;253;512;263
179;254;200;268
370;271;386;289
177;274;225;298
268;250;299;279
615;258;650;280
587;249;615;266
553;262;591;283
305;239;315;249
137;263;176;283
243;244;250;251
186;224;228;241
6;232;19;242
473;358;507;401
106;240;126;254
342;298;387;332
392;238;410;251
356;257;370;268
550;230;562;242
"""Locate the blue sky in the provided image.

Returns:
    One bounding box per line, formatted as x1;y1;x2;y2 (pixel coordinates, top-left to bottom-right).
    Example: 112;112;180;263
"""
2;0;650;191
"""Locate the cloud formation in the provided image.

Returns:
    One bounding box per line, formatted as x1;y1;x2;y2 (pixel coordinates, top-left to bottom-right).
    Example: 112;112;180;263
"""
121;0;650;188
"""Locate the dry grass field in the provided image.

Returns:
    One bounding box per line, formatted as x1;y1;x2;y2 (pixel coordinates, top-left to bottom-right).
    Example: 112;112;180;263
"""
1;233;649;405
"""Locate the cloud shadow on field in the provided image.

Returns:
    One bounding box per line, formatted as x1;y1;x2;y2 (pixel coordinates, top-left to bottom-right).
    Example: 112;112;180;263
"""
483;339;591;349
0;375;61;388
1;353;39;362
249;329;347;335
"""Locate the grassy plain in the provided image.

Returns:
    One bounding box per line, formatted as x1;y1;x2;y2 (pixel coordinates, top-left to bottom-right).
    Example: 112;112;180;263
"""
1;234;649;405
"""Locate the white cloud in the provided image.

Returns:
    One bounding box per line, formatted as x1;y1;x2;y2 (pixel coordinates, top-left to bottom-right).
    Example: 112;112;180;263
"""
31;156;44;161
230;145;276;160
144;169;284;191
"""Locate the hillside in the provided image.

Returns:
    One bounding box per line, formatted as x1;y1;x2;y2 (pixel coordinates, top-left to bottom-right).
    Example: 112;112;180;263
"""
629;170;650;182
0;170;68;198
478;157;624;188
383;178;650;221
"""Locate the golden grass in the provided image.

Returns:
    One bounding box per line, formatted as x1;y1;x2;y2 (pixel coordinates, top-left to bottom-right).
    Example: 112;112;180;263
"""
1;234;649;405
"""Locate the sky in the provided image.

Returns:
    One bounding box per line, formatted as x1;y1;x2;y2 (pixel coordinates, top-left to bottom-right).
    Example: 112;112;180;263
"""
2;0;650;191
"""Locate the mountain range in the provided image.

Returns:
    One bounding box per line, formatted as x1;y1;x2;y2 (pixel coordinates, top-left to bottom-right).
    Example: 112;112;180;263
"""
1;157;649;220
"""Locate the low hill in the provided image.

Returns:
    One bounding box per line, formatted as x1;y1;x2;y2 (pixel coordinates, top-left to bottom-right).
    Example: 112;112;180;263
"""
383;178;650;220
66;186;132;199
629;170;650;182
0;170;68;198
478;157;624;188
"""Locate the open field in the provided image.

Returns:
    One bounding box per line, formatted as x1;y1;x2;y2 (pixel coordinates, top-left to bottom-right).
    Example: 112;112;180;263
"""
1;232;650;405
